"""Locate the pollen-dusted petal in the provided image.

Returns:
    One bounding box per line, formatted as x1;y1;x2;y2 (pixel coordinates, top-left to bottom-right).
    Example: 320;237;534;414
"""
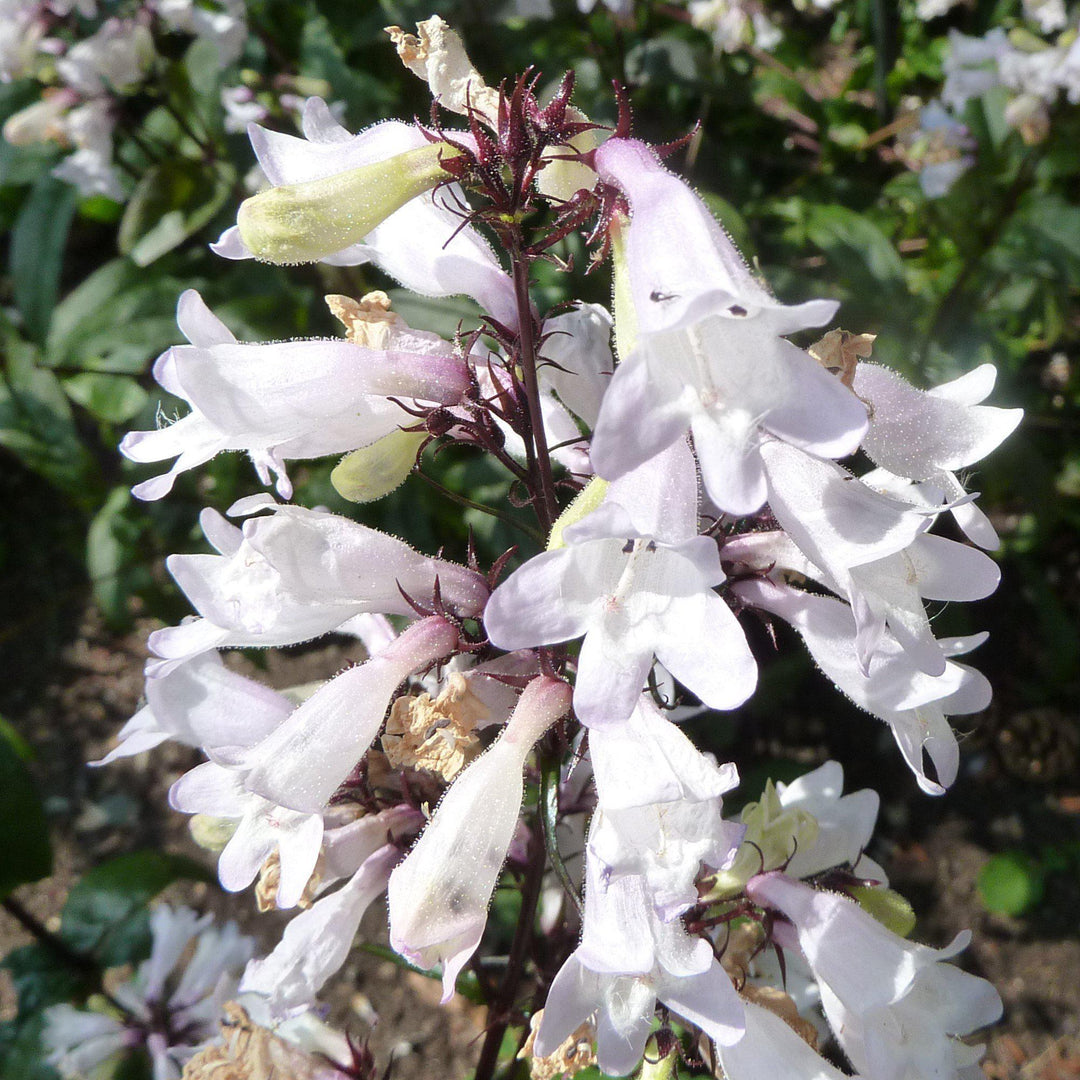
854;362;1023;480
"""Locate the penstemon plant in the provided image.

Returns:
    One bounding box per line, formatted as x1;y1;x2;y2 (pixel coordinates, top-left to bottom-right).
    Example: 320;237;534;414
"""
89;14;1022;1080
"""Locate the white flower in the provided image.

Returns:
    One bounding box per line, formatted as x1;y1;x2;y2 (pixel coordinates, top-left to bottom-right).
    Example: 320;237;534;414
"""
239;615;461;815
121;290;470;501
732;576;991;793
153;0;247;68
716;998;851;1080
589;696;742;917
44;906;255;1079
747;873;1002;1080
854;362;1022;549
1022;0;1068;33
146;499;487;670
56;19;155;97
589;137;867;515
93;651;291;765
240;844;400;1017
170;760;325;907
942;30;1011;111
485;440;757;724
388;677;571;1000
536;839;744;1076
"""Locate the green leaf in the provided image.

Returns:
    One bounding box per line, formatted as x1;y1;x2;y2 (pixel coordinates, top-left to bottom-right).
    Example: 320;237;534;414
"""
804;203;906;295
78;194;124;225
86;487;153;629
977;852;1045;917
0;341;99;501
0;726;52;899
63;373;148;425
0;944;86;1020
60;852;213;966
9;175;77;342
118;158;232;267
0;959;78;1080
45;259;193;375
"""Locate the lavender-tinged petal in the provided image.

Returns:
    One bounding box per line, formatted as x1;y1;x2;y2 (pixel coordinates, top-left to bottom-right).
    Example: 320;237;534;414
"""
654;593;757;712
176;289;235;347
589;349;691;482
716;998;850;1080
484;547;597;650
244;617;458;814
659;958;745;1047
239;845;398;1019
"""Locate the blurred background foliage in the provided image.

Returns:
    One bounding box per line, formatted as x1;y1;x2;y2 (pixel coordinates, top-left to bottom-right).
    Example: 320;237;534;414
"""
1;0;1079;1075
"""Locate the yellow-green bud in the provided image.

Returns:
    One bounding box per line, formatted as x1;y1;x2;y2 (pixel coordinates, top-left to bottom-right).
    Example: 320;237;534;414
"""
331;429;426;503
237;141;459;264
639;1036;678;1080
189;814;237;853
547;475;609;550
705;780;820;900
850;885;917;938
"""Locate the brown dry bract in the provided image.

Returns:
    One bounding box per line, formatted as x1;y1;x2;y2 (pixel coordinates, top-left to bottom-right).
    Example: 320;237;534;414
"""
382;673;488;782
519;1011;597;1080
808;329;876;391
182;1002;340;1080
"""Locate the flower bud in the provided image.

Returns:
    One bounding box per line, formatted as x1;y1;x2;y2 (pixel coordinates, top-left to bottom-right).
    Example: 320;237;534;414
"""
331;429;426;503
237;141;460;265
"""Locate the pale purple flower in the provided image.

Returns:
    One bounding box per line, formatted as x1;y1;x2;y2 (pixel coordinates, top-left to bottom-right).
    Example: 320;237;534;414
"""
732;576;991;793
773;760;883;882
854;362;1023;549
170;760;325;907
93;650;290;765
589;696;742;917
240;615;461;815
588;137;867;515
747;873;1002;1080
240;844;400;1017
716;998;852;1080
388;676;572;1000
45;905;255;1079
146;499;487;671
152;0;247;68
121;290;470;501
942;29;1011;111
536;838;744;1075
55;18;154;96
485;440;757;725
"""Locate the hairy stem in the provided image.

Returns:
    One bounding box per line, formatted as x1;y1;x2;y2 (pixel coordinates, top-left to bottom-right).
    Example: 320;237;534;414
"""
509;240;560;538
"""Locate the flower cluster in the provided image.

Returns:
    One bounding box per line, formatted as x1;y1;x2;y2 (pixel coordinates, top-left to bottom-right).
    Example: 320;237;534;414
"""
904;0;1080;194
1;0;245;200
98;15;1018;1078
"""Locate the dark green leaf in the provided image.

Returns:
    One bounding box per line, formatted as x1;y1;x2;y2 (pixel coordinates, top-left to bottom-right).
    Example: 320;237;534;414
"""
0;944;86;1019
0;340;100;500
60;852;213;966
118;158;233;267
0;993;68;1080
0;727;52;899
804;203;906;295
63;373;148;425
9;175;77;342
45;259;193;374
86;487;154;629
